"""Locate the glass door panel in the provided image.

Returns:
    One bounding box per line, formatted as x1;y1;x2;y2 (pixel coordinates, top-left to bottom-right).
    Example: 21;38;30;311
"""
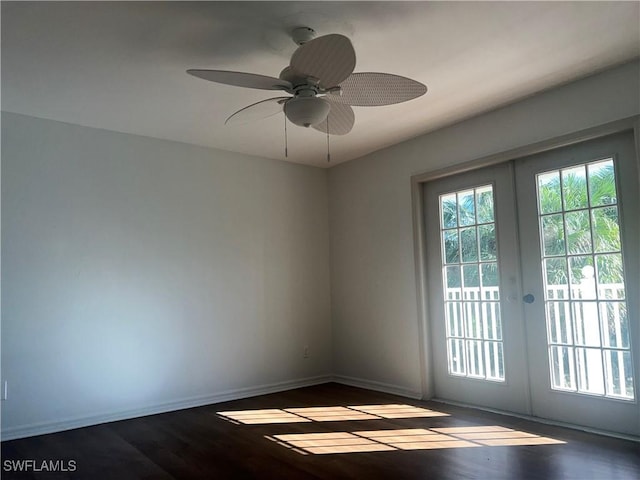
439;185;504;381
515;131;639;436
536;159;634;400
424;162;530;414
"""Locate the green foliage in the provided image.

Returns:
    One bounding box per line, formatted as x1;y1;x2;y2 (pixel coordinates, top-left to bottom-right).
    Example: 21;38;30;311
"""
441;188;496;289
441;163;623;289
539;163;622;285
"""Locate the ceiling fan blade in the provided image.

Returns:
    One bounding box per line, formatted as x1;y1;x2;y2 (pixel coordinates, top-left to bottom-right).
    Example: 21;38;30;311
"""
329;72;427;106
290;34;356;88
225;97;289;125
312;100;355;136
187;69;292;91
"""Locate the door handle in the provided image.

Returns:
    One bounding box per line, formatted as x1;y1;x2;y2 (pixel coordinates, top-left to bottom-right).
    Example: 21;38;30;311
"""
523;294;535;304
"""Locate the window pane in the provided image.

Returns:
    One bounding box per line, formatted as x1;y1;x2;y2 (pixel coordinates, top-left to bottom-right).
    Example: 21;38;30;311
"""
596;253;625;286
478;224;497;260
576;348;605;395
604;350;634;399
485;341;504;380
538;171;562;214
550;346;576;390
445;266;461;293
565;210;592;254
443;230;459;264
482;302;501;340
439;185;504;382
460;227;478;263
466;340;485;377
569;256;596;300
544;258;569;300
481;263;499;300
598;282;625;300
465;303;482;339
476;186;495;223
591;207;620;253
446;302;464;338
458;190;475;226
462;264;480;291
541;214;565;256
562;165;588;210
572;302;600;347
600;302;629;348
448;339;466;375
441;194;458;228
547;302;572;344
536;159;634;400
588;159;617;206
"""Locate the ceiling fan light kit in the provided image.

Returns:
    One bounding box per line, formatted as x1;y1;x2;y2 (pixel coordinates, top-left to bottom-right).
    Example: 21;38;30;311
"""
187;26;427;151
284;96;330;127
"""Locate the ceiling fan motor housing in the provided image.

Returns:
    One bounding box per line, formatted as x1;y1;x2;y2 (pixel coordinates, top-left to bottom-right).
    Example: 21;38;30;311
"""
291;27;316;46
285;96;330;127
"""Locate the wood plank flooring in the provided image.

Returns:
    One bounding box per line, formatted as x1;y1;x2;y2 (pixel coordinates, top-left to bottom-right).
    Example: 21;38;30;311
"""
2;383;639;479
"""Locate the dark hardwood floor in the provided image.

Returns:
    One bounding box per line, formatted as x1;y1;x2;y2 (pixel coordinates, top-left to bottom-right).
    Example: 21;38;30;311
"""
2;383;639;479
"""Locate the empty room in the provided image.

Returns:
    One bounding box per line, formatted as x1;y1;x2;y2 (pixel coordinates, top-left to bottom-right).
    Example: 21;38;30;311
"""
1;2;639;479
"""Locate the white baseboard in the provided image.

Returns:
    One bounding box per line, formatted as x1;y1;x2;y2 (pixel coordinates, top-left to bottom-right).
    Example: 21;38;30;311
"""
0;375;332;441
431;398;640;443
332;375;422;400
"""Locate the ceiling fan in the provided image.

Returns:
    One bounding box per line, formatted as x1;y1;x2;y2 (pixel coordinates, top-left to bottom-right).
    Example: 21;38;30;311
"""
187;27;427;136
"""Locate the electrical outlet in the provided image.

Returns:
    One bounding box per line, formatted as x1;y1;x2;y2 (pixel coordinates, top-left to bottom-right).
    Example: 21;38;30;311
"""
303;346;309;359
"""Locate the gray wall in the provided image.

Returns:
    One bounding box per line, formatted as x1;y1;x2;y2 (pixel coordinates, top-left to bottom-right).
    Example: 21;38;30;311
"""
1;113;332;438
328;61;640;397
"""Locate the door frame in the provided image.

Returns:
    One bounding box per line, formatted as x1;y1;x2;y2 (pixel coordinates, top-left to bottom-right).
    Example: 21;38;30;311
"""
411;116;640;404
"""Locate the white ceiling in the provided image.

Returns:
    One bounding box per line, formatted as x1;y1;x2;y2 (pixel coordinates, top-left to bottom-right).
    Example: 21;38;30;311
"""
2;2;639;167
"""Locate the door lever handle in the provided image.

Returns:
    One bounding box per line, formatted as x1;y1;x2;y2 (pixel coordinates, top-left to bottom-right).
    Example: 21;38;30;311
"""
523;294;535;304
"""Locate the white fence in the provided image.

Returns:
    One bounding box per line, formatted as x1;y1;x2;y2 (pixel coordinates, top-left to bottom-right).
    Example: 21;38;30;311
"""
445;281;631;398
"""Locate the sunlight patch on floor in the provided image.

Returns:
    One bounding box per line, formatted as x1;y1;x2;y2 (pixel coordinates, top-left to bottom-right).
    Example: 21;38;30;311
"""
433;426;566;446
285;406;379;422
357;428;478;451
220;404;566;454
349;404;450;419
217;404;448;424
270;432;395;455
269;427;565;454
216;409;311;424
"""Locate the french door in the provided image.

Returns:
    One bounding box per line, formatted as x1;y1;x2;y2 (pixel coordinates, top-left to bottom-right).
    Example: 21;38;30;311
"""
425;162;531;415
424;131;639;436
